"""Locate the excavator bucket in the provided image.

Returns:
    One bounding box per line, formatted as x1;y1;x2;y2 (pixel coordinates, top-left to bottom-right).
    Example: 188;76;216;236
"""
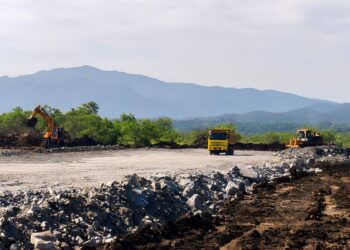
27;117;38;127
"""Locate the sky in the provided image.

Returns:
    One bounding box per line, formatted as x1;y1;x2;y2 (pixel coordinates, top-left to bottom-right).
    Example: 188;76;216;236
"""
0;0;349;102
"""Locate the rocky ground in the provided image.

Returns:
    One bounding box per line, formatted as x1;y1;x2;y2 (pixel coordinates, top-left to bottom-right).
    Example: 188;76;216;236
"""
0;145;123;156
0;146;349;249
106;161;350;249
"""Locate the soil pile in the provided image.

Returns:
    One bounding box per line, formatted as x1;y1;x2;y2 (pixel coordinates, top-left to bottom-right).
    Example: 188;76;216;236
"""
0;130;42;147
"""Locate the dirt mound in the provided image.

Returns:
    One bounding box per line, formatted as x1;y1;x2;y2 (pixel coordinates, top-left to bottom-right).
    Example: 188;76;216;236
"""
65;135;98;147
193;140;285;151
235;142;285;151
152;141;189;149
0;130;99;148
108;212;215;249
0;130;42;147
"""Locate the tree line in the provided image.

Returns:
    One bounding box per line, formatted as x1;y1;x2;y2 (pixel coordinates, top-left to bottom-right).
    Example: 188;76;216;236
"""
0;102;349;147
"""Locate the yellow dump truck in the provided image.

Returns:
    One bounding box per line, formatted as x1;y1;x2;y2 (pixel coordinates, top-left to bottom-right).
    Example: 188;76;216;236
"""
208;129;235;155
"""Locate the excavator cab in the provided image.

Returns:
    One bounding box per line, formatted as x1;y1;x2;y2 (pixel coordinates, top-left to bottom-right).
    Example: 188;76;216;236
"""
50;128;64;140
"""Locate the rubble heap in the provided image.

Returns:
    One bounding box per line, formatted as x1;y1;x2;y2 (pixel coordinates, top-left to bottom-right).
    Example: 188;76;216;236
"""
0;145;348;249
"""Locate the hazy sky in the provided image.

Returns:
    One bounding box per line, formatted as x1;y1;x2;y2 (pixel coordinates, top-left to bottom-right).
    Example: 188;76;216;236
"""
0;0;349;102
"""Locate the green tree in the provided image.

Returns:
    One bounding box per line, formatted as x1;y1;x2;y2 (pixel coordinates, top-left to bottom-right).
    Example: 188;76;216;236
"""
154;117;179;142
77;101;99;115
119;113;141;146
0;107;28;132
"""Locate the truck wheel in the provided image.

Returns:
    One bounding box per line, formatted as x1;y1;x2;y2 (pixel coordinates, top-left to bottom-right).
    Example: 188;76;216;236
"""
226;147;234;155
209;151;213;155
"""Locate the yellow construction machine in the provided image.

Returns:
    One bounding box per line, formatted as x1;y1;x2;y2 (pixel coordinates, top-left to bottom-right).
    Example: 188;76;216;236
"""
27;105;65;147
286;128;323;148
208;129;235;155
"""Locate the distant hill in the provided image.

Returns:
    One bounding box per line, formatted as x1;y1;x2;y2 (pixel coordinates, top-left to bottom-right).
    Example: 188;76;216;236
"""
174;103;350;133
0;66;338;118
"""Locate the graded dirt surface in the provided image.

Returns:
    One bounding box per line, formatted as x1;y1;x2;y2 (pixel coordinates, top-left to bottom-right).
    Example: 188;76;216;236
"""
0;149;277;192
105;162;350;250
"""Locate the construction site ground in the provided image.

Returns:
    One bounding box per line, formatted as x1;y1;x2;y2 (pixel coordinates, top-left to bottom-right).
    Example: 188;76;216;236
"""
0;148;277;192
106;162;350;250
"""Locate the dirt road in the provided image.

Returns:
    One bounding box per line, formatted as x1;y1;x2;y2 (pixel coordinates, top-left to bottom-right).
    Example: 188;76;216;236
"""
0;148;277;192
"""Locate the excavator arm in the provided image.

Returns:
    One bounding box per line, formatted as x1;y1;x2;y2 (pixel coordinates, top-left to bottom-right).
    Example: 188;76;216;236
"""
27;106;54;130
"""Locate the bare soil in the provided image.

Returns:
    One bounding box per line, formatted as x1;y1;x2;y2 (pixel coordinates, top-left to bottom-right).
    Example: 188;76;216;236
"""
0;149;277;192
104;162;350;249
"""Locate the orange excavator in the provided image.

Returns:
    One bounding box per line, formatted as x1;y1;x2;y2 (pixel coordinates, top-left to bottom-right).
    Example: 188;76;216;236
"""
27;105;65;147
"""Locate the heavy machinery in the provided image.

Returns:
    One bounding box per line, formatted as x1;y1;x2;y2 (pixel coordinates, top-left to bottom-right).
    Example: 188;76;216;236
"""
286;128;323;148
27;105;64;147
208;129;235;155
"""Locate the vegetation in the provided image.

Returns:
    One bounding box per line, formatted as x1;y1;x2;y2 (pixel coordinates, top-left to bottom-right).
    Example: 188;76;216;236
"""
0;102;350;148
239;132;293;144
236;130;350;147
174;120;350;134
0;102;180;147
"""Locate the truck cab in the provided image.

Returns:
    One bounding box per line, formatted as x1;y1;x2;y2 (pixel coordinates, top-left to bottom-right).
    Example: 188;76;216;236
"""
208;129;235;155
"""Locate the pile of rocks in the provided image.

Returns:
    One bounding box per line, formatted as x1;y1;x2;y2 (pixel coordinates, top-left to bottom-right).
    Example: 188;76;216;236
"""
34;145;123;153
276;145;350;167
0;174;190;249
246;146;349;181
0;145;348;249
0;145;124;158
35;145;124;154
0;150;27;157
0;167;260;249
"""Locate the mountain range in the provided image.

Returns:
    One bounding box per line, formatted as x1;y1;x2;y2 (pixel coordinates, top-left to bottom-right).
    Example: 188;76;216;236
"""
173;103;350;132
0;66;348;121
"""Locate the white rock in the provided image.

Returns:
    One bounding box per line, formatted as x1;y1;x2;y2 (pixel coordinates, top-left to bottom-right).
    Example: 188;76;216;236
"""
160;179;179;193
225;181;239;195
151;181;161;191
178;178;193;187
47;187;55;196
76;236;84;245
41;221;48;229
186;194;205;211
239;167;262;181
30;231;59;250
10;244;20;250
182;183;195;197
106;181;118;187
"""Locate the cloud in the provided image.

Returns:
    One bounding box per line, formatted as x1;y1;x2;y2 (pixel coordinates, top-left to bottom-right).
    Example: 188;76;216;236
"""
0;0;349;102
